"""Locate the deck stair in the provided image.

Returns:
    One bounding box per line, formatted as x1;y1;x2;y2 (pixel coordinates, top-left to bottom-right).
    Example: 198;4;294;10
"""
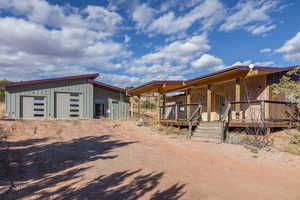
191;121;224;142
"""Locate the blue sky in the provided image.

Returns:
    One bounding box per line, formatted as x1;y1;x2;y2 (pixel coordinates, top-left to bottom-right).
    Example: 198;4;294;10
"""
0;0;299;87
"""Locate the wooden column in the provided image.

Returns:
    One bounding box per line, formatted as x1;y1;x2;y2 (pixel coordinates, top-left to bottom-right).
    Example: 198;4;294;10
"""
137;95;141;119
130;96;134;118
265;80;270;120
157;92;161;121
235;78;241;120
207;85;212;122
186;89;191;119
162;94;166;120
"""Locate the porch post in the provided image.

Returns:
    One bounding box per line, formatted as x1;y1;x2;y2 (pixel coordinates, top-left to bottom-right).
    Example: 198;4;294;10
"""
137;95;141;120
235;78;241;120
186;89;191;120
157;92;161;121
265;80;270;120
207;85;212;121
162;94;166;120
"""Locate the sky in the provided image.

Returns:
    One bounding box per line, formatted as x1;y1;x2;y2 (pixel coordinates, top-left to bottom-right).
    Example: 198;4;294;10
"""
0;0;299;87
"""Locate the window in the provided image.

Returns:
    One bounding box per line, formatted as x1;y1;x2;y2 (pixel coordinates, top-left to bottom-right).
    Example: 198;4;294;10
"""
70;109;79;112
70;93;80;97
34;108;44;112
34;97;44;101
34;103;44;106
70;104;79;107
70;99;79;102
70;114;79;117
34;114;44;117
112;100;119;104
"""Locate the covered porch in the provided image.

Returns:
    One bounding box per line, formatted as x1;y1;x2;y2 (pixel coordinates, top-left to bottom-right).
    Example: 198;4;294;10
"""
129;66;298;129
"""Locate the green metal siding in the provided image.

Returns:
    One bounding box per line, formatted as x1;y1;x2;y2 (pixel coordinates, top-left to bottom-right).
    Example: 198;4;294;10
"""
5;78;94;119
94;87;129;119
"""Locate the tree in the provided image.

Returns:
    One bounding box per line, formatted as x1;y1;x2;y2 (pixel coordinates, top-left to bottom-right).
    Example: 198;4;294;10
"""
271;66;300;104
0;80;10;102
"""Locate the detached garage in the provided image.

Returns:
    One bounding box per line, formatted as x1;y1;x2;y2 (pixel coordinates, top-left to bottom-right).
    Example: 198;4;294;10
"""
1;74;129;120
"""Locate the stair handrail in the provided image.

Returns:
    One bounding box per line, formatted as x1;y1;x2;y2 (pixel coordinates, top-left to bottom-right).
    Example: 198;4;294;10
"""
221;103;232;142
221;103;232;122
188;104;202;139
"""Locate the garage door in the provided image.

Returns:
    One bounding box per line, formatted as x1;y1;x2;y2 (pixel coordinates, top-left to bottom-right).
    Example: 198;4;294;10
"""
22;96;46;119
56;93;81;119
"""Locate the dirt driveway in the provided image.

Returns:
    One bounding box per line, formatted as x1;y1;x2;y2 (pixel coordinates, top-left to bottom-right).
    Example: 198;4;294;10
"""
0;120;300;200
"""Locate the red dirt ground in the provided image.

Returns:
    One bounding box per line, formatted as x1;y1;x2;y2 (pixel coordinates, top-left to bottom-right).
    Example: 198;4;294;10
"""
0;120;300;200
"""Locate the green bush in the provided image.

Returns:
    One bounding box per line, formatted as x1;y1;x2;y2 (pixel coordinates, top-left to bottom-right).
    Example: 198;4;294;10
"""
290;133;300;145
142;100;156;110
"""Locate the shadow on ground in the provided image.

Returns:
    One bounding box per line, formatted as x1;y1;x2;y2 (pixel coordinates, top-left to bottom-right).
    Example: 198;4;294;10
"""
0;134;186;199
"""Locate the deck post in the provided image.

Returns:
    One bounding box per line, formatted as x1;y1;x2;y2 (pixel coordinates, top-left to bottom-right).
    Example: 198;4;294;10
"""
137;95;141;120
207;85;212;122
265;81;270;120
186;89;191;120
157;92;161;121
175;104;179;121
162;94;166;120
235;78;241;120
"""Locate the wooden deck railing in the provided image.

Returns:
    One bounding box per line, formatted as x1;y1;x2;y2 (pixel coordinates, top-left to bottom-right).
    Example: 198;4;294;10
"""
229;100;298;122
159;103;200;121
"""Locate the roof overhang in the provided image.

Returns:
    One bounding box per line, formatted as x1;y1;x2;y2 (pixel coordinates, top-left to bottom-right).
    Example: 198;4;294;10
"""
88;80;126;94
185;66;294;86
128;80;185;95
0;73;99;88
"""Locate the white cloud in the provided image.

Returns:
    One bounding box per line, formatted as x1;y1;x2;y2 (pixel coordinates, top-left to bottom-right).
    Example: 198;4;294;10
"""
219;0;280;35
137;34;210;65
125;34;211;82
191;54;224;71
100;73;141;87
0;0;129;82
147;0;225;35
132;3;155;29
0;0;123;33
246;24;276;35
232;60;274;67
260;48;272;54
276;32;300;61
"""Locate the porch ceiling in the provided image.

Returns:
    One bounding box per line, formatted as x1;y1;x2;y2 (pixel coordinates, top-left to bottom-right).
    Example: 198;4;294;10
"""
128;80;184;95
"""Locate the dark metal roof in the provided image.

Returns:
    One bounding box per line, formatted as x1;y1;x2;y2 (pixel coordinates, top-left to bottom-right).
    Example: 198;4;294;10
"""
0;73;99;87
185;65;298;84
88;80;126;94
128;80;184;94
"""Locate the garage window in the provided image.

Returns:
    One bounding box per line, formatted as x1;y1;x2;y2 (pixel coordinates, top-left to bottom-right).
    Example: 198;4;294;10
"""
70;93;80;97
34;108;44;112
34;97;45;101
34;103;44;106
70;114;79;117
70;99;79;102
70;104;79;107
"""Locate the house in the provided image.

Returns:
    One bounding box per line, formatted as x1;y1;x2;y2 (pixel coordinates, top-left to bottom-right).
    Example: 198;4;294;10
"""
0;74;129;120
129;65;299;140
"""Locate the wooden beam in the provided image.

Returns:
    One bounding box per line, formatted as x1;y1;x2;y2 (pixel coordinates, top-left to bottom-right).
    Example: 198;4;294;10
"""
186;89;191;119
235;78;241;120
207;85;212;121
265;78;270;120
157;92;161;121
137;95;141;119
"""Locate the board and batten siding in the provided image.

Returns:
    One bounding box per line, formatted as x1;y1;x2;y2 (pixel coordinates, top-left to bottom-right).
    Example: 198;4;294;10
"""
94;87;129;119
5;78;94;119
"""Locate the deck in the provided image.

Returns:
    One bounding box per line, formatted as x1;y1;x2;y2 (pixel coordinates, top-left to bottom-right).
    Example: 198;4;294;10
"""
159;119;294;128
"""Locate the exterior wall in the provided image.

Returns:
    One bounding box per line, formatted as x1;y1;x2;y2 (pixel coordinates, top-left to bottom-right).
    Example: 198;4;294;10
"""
94;87;129;119
5;78;94;119
189;75;269;121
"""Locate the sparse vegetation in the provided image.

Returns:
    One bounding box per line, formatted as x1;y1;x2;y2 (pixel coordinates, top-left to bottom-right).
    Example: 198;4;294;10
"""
0;79;10;102
142;100;156;110
271;66;300;104
284;132;300;155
